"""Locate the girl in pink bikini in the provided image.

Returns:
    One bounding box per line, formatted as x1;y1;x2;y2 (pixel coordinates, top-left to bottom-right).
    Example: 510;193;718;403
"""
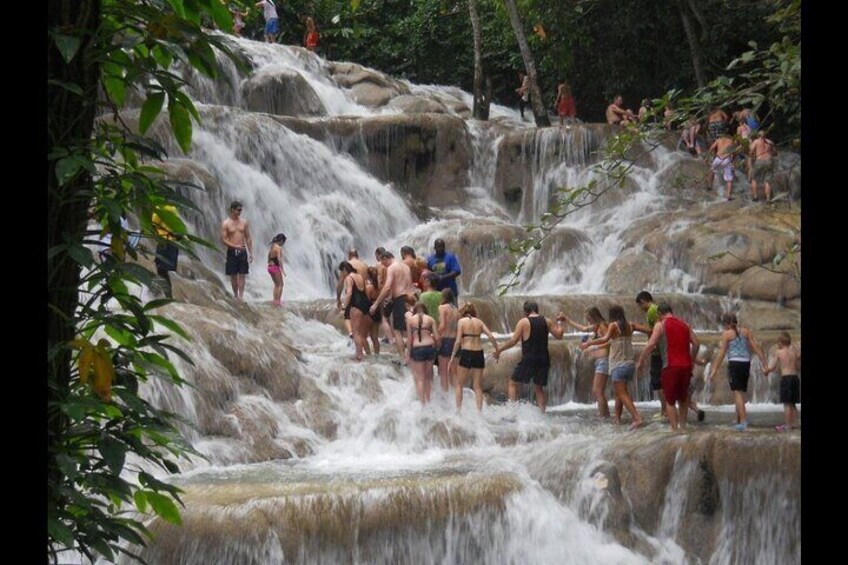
267;233;286;306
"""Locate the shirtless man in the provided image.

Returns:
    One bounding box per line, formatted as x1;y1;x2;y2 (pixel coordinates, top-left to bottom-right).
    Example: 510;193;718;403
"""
606;95;636;125
706;107;730;144
373;247;394;344
400;246;421;291
220;200;253;301
336;248;370;337
369;251;416;357
708;134;737;200
749;131;777;202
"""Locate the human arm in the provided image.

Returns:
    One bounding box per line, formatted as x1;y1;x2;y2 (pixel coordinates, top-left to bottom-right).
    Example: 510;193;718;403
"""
482;322;499;356
745;328;768;367
439;254;461;283
369;267;394;314
707;333;730;381
244;221;254;262
632;321;653;335
581;322;615;350
689;327;700;365
557;312;593;333
494;319;526;360
635;322;664;373
340;275;353;310
449;320;465;364
548;317;565;339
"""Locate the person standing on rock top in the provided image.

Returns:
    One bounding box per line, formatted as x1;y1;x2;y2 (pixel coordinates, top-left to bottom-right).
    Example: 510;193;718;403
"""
255;0;280;43
220;200;254;302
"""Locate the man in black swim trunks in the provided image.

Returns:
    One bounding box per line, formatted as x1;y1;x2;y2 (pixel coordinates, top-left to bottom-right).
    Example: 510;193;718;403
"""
220;200;254;301
494;300;564;413
369;250;416;357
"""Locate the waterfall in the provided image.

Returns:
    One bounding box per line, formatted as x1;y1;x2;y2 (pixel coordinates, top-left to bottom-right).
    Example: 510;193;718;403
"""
96;35;801;565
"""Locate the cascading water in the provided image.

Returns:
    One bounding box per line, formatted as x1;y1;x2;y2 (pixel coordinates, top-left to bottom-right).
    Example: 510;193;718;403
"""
106;35;800;564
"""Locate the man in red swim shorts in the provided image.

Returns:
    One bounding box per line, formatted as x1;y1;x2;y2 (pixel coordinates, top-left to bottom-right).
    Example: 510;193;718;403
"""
636;303;700;431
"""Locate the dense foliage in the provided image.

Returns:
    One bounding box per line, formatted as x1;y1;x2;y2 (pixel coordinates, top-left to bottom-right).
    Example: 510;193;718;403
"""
48;0;240;561
236;0;787;122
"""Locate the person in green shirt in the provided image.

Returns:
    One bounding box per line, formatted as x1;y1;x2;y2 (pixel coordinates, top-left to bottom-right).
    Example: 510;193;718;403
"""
418;274;442;328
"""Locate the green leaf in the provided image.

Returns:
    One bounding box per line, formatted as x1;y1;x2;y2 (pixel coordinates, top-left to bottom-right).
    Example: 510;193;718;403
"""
48;517;75;547
167;0;186;18
53;34;81;63
99;437;127;475
104;77;127;107
139;92;166;134
105;325;137;347
55;158;83;186
168;99;192;153
68;244;95;268
146;492;182;525
48;79;84;95
133;490;148;513
150;315;191;340
208;0;233;31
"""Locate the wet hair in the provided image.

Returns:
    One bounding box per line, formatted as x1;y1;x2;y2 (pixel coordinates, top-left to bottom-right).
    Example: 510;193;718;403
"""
380;250;394;259
413;302;428;315
230;200;243;210
721;312;739;337
460;302;477;318
635;291;653;304
778;332;791;345
608;305;630;336
400;246;416;258
441;288;455;305
339;261;355;274
523;300;539;315
375;246;386;257
657;302;673;315
586;306;605;325
348;248;359;259
270;232;287;245
367;266;378;284
434;238;446;248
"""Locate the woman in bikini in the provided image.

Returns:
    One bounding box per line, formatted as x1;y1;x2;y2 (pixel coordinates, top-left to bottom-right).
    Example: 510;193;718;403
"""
267;233;286;306
449;302;499;412
406;302;440;405
339;261;372;361
559;307;610;419
437;288;460;393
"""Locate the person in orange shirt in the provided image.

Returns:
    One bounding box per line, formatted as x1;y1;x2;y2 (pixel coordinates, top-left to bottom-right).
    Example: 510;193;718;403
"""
304;16;319;52
555;81;576;125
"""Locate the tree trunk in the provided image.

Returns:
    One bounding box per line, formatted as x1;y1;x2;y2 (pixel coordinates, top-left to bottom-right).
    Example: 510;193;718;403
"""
48;0;101;493
677;0;706;88
502;0;550;127
468;0;488;120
